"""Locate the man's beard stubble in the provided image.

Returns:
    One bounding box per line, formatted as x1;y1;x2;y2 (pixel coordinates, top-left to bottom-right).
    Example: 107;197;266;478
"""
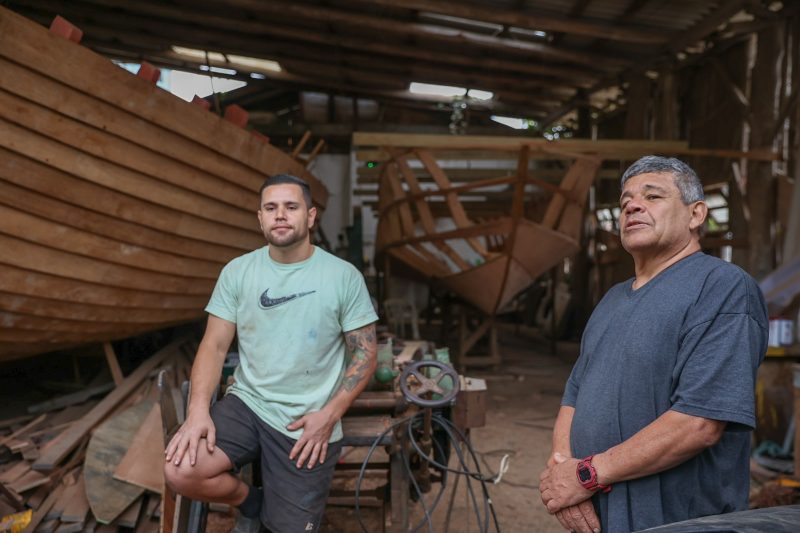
266;225;309;248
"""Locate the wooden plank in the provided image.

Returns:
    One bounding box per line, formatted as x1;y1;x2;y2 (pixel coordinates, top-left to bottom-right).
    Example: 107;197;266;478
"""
392;153;471;271
0;415;47;447
116;497;143;529
205;0;621;68
354;133;688;151
383;164;451;275
27;384;116;415
83;516;96;533
0;204;222;280
365;0;667;44
0;311;166;336
0;173;242;264
84;401;151;524
415;149;488;258
0;416;34;431
53;522;82;533
112;404;164;494
21;481;65;533
47;0;591;81
59;476;89;524
0;292;199;327
33;338;188;471
0;136;266;256
8;470;49;493
24;484;49;510
32;519;57;533
0;7;328;208
0;482;23;511
0;264;206;311
290;131;311;159
0;120;254;232
158;372;179;533
0;498;16;518
0;462;30;485
102;343;124;387
0;56;268;203
0;86;258;214
491;147;530;314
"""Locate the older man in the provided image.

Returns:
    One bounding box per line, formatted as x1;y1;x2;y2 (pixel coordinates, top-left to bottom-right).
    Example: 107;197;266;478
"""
539;156;768;533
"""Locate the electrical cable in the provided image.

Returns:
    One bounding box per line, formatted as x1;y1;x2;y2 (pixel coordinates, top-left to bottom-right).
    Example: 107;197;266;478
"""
407;415;484;531
430;415;492;533
409;425;451;533
354;409;501;533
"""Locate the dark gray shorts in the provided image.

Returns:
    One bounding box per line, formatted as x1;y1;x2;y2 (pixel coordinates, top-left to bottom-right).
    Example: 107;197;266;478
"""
210;394;342;533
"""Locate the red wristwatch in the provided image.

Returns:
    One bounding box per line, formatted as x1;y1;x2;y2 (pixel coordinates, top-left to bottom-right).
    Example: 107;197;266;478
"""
576;455;612;493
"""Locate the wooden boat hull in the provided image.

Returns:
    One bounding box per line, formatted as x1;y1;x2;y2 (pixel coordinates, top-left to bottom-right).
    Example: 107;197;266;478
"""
0;7;328;359
374;143;599;315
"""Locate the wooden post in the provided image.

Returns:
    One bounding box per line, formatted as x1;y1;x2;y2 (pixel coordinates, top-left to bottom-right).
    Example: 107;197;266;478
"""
794;364;800;480
654;63;679;140
103;342;124;386
387;427;409;533
747;26;784;279
570;97;592;334
623;73;651;139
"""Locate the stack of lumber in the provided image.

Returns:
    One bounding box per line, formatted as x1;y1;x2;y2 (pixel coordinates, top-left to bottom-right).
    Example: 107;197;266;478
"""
0;337;198;533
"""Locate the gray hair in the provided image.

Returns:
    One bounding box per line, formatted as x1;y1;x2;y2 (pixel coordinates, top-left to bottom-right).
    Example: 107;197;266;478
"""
620;156;704;204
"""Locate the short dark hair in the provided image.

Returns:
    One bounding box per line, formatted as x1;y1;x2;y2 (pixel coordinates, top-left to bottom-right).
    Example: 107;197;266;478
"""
259;174;313;208
621;156;704;204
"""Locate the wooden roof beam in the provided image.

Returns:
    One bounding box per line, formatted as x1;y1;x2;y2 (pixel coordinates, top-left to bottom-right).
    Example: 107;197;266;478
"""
359;0;669;44
211;0;630;69
541;0;751;127
19;0;605;82
88;46;550;119
16;4;584;100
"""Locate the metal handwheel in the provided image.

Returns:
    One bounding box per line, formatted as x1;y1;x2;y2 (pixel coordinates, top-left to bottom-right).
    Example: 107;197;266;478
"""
399;360;459;408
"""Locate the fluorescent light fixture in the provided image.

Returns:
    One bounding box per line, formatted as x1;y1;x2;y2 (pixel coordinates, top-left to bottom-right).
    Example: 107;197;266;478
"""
250;72;267;80
509;27;548;39
491;115;529;130
227;54;281;73
419;12;502;32
171;46;281;74
409;82;467;98
173;46;226;63
208;66;237;76
467;89;493;100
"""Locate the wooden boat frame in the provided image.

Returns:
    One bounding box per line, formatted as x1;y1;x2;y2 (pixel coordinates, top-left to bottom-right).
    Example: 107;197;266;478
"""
375;144;601;316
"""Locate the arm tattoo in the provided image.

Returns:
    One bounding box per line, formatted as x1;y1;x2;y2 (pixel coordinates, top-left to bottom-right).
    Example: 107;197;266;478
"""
340;324;377;392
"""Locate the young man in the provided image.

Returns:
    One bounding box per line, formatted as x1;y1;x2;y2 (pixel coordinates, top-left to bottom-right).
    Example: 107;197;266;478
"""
539;156;768;533
164;174;378;533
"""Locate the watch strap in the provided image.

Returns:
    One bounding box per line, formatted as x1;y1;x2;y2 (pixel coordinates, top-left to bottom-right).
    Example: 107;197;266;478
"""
576;455;612;493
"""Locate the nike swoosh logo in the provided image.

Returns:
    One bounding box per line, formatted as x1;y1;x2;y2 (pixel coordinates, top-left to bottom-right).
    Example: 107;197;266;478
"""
259;288;316;309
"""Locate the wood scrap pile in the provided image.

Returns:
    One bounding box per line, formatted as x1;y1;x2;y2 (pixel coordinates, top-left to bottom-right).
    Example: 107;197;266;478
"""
0;337;197;533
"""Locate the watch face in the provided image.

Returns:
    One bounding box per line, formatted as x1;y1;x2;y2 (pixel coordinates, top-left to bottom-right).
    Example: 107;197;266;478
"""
578;465;592;483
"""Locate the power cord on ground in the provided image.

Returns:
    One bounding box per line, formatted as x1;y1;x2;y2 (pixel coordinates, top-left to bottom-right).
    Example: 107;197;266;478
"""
354;411;501;533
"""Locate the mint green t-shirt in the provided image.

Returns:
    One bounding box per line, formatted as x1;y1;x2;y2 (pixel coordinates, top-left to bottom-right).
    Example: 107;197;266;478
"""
205;246;378;442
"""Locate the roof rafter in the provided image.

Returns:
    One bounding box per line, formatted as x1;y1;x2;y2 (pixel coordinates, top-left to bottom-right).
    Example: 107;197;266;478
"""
356;0;669;44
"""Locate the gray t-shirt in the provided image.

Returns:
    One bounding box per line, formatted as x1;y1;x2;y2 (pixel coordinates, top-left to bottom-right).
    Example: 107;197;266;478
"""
562;252;768;532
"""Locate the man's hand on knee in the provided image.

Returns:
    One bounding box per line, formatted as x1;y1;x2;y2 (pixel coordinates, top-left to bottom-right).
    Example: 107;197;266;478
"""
165;409;216;467
286;409;335;469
